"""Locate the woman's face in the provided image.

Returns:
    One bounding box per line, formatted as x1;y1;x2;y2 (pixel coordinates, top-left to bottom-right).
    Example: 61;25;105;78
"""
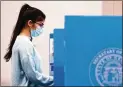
28;20;45;30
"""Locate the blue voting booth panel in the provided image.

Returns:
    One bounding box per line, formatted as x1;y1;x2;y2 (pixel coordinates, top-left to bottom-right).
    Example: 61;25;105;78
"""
64;16;122;86
54;29;65;86
49;33;54;76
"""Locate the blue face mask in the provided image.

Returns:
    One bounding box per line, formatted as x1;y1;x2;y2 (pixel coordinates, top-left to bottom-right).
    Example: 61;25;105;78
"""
31;26;43;37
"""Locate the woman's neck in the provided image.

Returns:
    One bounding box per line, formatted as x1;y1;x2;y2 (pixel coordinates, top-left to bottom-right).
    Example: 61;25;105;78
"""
20;27;31;37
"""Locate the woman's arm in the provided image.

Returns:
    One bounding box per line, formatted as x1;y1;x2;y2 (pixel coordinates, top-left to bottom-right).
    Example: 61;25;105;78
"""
18;43;53;86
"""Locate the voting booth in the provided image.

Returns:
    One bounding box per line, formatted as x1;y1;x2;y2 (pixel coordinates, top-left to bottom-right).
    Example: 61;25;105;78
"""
50;16;122;86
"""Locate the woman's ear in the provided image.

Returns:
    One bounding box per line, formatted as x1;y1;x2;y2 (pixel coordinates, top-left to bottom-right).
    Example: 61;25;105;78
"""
27;20;33;27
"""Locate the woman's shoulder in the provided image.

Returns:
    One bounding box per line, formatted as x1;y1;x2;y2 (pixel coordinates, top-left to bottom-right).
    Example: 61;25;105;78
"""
16;35;34;49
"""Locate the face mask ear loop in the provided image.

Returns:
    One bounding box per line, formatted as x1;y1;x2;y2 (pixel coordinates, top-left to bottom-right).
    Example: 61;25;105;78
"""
30;37;32;42
29;27;32;41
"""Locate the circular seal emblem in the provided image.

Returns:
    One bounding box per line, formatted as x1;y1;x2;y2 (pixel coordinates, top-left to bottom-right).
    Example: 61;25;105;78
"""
89;48;122;86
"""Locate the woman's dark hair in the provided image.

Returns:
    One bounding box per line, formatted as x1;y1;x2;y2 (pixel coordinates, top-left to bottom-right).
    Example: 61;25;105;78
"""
4;4;46;62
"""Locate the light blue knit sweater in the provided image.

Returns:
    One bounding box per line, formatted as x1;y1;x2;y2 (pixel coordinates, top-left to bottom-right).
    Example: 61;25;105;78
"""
11;35;53;86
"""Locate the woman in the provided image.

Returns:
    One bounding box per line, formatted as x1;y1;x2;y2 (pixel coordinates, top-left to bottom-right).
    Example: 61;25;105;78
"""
4;4;53;86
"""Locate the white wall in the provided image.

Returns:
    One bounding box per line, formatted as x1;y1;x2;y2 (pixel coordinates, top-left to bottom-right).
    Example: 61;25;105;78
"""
1;1;102;86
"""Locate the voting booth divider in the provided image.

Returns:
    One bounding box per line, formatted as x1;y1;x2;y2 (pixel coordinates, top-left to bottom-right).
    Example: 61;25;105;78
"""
49;16;122;86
